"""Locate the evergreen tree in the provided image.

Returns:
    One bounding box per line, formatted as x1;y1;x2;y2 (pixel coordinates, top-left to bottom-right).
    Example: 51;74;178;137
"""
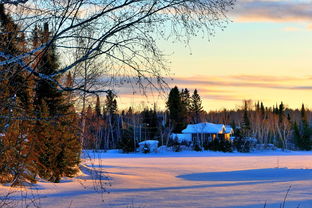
141;108;158;139
0;4;38;186
300;104;311;150
127;107;133;116
287;113;291;122
260;102;265;119
278;102;285;123
180;88;191;123
293;104;312;150
118;128;135;153
241;100;251;137
33;23;81;182
104;90;120;149
166;86;184;133
105;90;117;115
95;95;101;117
255;101;260;112
190;89;203;124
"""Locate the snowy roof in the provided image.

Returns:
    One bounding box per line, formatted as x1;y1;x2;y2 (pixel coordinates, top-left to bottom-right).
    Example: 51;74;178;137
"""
225;125;234;134
138;140;159;145
182;123;232;134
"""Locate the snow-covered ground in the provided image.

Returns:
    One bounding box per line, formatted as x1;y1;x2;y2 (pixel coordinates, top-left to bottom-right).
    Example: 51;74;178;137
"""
2;150;312;208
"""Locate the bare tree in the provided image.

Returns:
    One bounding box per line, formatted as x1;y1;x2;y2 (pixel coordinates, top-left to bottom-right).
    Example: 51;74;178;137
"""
1;0;234;96
71;26;104;147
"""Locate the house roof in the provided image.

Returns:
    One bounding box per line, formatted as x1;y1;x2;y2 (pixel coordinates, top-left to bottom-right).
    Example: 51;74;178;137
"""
182;122;233;134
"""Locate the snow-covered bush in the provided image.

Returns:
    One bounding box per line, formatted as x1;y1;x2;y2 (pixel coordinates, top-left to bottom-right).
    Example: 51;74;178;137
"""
118;128;135;153
256;143;277;151
234;137;257;152
170;133;192;146
138;140;159;153
167;137;182;152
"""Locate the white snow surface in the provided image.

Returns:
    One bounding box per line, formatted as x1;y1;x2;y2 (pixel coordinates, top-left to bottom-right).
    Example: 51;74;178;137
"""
2;150;312;208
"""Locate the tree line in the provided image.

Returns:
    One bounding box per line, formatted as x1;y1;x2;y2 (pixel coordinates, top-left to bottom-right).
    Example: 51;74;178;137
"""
83;86;312;153
208;101;312;151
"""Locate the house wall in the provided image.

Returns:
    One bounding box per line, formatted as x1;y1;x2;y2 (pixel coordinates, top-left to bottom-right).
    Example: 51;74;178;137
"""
192;133;231;145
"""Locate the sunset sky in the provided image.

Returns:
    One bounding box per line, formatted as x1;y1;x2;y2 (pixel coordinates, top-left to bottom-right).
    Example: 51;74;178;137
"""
116;0;312;111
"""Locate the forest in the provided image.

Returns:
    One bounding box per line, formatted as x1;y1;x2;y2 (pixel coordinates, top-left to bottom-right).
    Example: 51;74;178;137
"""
83;85;312;153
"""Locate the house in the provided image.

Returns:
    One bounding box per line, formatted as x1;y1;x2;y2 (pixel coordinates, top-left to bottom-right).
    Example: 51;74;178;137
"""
181;122;233;145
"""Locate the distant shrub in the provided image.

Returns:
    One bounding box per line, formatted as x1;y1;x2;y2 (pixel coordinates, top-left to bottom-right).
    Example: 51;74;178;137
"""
203;138;233;152
167;137;182;152
143;143;150;154
193;144;202;152
118;128;135;153
233;137;252;152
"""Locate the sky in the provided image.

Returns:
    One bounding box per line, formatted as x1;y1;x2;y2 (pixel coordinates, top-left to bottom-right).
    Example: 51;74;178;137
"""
116;0;312;112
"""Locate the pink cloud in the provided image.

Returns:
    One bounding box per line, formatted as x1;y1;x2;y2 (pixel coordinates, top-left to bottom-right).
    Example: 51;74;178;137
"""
231;1;312;24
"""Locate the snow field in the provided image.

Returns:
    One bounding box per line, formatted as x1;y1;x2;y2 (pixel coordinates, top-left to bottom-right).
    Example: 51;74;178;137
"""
1;150;312;208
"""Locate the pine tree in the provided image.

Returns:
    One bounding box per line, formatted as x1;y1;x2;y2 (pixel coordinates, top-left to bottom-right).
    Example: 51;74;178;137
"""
241;100;251;137
300;104;311;150
287;113;291;122
190;89;203;124
104;90;119;148
166;86;184;133
0;97;39;186
278;102;285;123
260;102;265;119
33;23;81;182
293;104;312;150
0;4;38;186
105;90;117;115
95;95;101;117
141;108;158;139
180;88;191;123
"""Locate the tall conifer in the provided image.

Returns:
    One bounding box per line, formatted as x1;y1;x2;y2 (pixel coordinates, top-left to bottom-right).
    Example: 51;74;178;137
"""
33;23;80;182
190;89;203;124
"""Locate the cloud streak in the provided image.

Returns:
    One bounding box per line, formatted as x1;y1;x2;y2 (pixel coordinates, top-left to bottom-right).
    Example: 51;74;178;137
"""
112;74;312;106
105;74;312;110
231;1;312;24
171;74;312;91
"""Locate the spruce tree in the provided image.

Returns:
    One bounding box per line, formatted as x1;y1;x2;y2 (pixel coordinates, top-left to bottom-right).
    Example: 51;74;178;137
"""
141;108;158;139
95;95;101;117
105;90;117;115
104;90;119;148
166;86;184;133
278;102;285;123
190;89;203;124
293;104;312;150
33;23;81;182
260;102;265;119
0;4;38;186
300;104;311;150
241;100;251;138
181;88;191;123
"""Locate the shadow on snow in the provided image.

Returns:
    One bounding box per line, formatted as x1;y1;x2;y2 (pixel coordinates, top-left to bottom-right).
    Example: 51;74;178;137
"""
177;168;312;182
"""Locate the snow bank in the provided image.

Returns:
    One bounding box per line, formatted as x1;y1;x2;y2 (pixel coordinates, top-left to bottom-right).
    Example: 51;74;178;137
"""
138;140;159;153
